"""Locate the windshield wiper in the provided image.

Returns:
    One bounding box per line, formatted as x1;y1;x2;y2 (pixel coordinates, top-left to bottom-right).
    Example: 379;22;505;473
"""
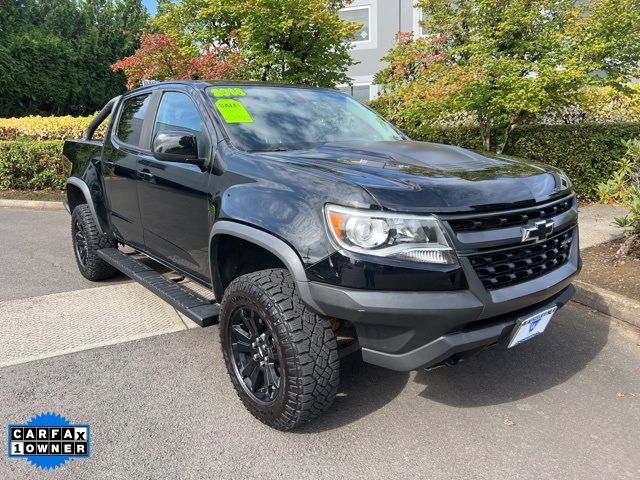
247;147;291;153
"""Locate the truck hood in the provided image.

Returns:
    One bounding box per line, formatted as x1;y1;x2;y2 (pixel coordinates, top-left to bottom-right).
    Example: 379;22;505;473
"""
262;141;570;212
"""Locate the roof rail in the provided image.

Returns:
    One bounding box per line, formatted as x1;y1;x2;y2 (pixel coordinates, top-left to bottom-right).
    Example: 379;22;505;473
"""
82;96;121;140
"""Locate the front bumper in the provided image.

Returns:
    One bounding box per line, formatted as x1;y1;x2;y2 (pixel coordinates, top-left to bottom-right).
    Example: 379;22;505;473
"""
306;228;580;371
362;285;574;371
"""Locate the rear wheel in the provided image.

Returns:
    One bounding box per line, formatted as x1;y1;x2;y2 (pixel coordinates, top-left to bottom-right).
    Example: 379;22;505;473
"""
71;204;118;281
220;268;340;430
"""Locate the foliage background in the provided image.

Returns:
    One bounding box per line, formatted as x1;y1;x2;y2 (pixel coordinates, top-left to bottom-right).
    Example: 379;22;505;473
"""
0;116;106;141
372;0;640;153
1;114;637;198
598;139;640;236
113;0;359;88
406;123;640;200
0;0;147;117
0;140;66;190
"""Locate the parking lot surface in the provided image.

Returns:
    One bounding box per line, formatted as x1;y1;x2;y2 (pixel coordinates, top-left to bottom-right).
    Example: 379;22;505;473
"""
1;207;639;479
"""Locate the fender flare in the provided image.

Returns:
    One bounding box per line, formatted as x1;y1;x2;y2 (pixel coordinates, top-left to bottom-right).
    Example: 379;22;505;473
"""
65;177;104;235
209;220;324;313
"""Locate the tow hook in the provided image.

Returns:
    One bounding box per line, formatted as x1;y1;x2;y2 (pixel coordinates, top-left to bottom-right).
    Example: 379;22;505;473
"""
424;354;460;371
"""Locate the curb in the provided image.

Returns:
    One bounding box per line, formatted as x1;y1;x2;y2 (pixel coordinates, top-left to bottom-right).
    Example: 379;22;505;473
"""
0;199;64;211
573;280;640;329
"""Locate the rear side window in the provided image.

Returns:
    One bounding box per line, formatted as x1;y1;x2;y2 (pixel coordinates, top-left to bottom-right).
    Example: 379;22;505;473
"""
153;92;204;146
116;94;152;147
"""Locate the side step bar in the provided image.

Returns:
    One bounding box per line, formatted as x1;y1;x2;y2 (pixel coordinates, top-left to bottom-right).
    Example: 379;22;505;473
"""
97;248;219;327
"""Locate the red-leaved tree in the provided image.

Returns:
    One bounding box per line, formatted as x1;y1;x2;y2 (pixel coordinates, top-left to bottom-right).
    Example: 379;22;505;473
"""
111;34;243;89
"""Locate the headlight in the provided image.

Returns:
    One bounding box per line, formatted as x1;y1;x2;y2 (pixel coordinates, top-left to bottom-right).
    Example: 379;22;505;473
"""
324;204;457;264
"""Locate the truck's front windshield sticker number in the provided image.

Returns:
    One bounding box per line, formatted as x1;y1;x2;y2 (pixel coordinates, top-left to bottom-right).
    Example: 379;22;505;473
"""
211;87;246;97
215;99;253;124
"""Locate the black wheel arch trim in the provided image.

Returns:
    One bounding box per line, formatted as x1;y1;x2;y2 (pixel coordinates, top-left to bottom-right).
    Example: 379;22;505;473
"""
209;220;324;313
65;177;104;235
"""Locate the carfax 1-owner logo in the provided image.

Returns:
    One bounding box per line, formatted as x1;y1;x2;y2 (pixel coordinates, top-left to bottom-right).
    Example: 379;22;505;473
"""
7;412;91;470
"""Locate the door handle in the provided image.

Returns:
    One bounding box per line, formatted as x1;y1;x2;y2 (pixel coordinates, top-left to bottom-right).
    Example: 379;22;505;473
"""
104;160;115;169
138;171;154;181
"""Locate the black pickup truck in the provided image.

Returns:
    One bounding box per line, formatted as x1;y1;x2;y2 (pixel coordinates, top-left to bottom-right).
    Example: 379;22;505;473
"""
63;81;580;430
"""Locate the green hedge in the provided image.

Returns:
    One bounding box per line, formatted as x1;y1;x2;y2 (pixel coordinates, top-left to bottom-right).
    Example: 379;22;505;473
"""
410;123;640;200
2;123;640;199
0;140;65;190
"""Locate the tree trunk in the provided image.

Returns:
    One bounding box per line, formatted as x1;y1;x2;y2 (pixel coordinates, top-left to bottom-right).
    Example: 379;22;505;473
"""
617;234;639;257
482;134;491;152
261;64;271;82
496;124;515;154
479;118;491;152
497;112;524;155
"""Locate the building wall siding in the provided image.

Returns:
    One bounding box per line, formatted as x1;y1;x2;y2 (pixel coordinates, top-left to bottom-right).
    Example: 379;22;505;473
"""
339;0;418;99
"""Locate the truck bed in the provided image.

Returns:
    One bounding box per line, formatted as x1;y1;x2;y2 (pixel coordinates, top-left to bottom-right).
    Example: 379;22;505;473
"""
63;139;104;178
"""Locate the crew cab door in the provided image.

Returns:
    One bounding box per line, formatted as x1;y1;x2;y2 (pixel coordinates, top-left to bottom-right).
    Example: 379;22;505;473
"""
136;89;213;282
101;92;156;248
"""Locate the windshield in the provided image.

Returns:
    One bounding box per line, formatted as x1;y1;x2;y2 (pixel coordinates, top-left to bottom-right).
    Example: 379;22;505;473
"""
206;85;404;152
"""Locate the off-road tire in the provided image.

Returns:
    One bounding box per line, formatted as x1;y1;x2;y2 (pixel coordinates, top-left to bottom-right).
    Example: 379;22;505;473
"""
220;268;340;430
71;204;118;281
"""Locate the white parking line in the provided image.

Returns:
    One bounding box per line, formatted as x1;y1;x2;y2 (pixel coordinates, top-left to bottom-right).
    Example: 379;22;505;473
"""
0;283;199;368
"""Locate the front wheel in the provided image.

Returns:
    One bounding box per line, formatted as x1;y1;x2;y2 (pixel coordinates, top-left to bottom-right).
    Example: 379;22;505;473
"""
219;269;340;430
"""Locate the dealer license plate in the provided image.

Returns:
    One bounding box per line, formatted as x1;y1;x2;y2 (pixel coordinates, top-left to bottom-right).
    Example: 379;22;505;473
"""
508;306;557;348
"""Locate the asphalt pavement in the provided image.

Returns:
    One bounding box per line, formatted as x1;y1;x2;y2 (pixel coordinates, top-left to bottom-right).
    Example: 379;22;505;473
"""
1;206;639;479
0;208;127;301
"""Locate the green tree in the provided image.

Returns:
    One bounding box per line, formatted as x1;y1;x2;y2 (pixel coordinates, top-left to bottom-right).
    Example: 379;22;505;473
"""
373;0;640;153
0;0;148;117
147;0;358;87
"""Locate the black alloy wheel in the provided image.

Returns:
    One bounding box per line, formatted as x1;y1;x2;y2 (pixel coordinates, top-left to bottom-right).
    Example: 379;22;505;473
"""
219;269;340;430
228;306;283;404
73;217;89;267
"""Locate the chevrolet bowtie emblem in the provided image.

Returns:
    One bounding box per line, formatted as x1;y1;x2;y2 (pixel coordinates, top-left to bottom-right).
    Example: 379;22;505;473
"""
521;219;555;243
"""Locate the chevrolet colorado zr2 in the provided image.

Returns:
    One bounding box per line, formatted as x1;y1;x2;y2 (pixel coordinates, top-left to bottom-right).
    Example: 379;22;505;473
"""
63;81;580;430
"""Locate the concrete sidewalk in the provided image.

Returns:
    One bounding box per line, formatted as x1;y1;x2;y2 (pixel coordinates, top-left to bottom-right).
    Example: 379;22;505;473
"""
575;203;639;328
0;208;202;368
0;283;199;368
577;203;627;249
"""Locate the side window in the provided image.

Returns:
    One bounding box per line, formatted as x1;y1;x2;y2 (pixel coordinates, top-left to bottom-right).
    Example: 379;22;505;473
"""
116;94;152;147
153;92;204;148
338;6;370;43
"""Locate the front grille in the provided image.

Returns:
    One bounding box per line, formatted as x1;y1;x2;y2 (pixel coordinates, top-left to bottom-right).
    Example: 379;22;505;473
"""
468;227;574;290
449;195;574;232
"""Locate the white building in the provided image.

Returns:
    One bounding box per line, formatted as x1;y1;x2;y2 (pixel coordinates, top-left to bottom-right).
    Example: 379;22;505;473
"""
337;0;424;102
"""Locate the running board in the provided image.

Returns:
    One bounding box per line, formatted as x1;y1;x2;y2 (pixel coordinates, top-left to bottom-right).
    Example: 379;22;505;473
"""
97;248;219;327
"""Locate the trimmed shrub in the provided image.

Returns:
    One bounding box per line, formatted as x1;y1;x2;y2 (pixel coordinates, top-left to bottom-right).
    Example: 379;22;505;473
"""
1;114;639;200
0;115;104;141
0;140;66;190
409;123;640;200
598;139;640;238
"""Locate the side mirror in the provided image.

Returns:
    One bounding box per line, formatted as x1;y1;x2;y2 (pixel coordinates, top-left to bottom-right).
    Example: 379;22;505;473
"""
152;131;202;164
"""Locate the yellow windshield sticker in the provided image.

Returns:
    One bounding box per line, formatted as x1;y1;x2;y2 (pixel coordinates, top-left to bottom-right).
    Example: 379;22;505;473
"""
215;99;253;123
211;87;246;97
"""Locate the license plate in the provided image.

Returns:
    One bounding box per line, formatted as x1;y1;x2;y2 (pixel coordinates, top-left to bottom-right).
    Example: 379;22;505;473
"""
508;306;557;348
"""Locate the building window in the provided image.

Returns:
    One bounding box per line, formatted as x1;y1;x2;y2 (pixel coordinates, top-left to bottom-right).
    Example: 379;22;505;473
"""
351;84;372;103
339;6;371;43
412;7;426;37
338;84;372;103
